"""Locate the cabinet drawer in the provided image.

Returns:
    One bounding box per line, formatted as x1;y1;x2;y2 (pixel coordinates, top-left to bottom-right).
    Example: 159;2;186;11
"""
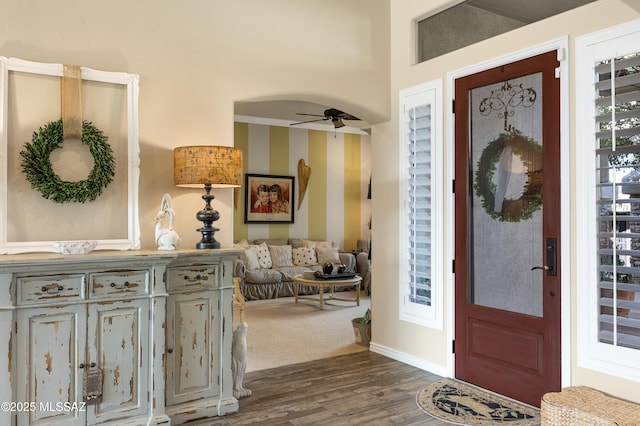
17;274;86;305
90;270;149;298
167;266;218;292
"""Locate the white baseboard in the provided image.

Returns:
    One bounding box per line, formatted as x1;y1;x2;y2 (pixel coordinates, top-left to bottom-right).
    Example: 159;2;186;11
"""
369;341;449;378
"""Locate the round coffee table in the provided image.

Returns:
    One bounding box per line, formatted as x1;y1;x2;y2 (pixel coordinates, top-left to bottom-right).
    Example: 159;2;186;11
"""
292;274;362;310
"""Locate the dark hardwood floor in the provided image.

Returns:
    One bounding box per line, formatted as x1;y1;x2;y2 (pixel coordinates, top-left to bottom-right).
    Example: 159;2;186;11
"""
188;350;449;425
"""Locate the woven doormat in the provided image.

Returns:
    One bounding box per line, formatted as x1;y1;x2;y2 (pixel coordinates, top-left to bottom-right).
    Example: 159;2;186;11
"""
416;378;540;425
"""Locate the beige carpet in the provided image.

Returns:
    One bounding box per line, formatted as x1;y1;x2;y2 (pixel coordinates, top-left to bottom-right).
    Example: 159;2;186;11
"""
233;291;371;372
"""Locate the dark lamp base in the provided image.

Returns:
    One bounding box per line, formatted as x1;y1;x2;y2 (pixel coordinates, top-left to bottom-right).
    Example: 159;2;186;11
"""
196;224;221;249
196;241;221;250
195;184;222;250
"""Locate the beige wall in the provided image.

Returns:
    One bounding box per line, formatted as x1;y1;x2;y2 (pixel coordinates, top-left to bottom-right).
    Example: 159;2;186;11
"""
5;0;640;406
378;0;640;404
0;0;389;249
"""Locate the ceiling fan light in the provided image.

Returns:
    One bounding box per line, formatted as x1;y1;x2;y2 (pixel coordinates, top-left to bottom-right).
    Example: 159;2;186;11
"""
332;118;345;128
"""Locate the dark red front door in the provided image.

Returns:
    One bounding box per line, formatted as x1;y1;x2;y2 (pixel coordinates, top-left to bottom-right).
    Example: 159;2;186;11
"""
454;50;561;407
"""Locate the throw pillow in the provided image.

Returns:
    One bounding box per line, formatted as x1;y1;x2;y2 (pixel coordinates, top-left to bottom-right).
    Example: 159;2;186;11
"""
302;239;334;249
292;246;317;266
316;246;341;265
288;238;303;249
243;248;260;270
268;245;294;268
251;242;272;269
234;239;250;249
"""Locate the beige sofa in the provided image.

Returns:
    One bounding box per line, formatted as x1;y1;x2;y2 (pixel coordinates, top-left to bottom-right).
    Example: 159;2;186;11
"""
233;238;364;300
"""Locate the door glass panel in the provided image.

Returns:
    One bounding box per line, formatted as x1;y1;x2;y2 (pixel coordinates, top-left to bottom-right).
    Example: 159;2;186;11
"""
469;72;544;317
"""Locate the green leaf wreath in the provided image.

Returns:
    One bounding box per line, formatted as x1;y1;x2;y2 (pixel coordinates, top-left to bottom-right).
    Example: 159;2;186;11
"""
473;130;543;222
20;119;115;203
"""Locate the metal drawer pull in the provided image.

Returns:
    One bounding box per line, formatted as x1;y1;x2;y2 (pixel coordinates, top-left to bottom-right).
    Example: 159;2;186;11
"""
110;281;131;289
41;284;64;294
183;274;208;282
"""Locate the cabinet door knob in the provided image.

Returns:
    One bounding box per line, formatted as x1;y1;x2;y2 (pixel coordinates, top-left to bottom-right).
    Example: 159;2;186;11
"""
167;348;173;354
79;363;85;369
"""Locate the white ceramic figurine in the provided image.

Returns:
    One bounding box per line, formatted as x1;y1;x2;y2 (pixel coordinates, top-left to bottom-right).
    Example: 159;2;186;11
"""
155;193;180;250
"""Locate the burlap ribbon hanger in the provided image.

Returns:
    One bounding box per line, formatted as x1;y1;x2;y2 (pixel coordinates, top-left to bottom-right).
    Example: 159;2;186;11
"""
61;64;82;140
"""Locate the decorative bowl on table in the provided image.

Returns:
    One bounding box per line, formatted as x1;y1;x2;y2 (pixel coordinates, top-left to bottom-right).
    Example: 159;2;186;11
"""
53;240;98;255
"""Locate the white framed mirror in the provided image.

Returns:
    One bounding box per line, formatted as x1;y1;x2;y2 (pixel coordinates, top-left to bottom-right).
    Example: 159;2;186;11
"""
0;57;140;254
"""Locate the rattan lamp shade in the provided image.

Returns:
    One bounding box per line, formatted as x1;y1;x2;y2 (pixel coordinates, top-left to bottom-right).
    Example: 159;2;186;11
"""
174;146;242;188
173;145;242;249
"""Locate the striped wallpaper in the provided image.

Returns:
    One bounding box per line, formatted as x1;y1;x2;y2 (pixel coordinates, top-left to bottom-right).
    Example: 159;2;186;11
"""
233;121;371;251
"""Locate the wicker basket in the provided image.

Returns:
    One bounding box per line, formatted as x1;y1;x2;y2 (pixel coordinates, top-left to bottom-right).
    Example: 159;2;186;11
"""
541;386;640;426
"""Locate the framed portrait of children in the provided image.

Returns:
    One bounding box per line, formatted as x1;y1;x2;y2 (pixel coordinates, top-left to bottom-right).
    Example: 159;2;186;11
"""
244;174;295;224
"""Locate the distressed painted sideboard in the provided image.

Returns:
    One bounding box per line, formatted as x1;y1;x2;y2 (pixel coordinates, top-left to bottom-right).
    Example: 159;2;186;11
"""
0;248;241;426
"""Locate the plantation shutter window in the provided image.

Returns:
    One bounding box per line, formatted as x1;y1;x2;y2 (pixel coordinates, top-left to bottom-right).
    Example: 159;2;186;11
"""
407;103;432;307
399;79;442;329
596;52;640;351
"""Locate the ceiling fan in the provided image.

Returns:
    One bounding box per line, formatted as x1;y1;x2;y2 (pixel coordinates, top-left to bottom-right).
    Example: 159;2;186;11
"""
290;108;360;128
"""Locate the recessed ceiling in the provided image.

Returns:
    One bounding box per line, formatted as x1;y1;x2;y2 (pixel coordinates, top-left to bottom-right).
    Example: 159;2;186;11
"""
235;101;327;123
235;100;370;130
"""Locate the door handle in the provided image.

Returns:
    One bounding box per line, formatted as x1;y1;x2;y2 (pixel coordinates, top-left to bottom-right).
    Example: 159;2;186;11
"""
531;265;550;271
545;237;557;276
531;238;557;276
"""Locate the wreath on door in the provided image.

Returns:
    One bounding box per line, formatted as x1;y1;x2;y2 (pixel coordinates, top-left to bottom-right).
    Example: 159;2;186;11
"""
474;130;543;222
20;119;115;203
